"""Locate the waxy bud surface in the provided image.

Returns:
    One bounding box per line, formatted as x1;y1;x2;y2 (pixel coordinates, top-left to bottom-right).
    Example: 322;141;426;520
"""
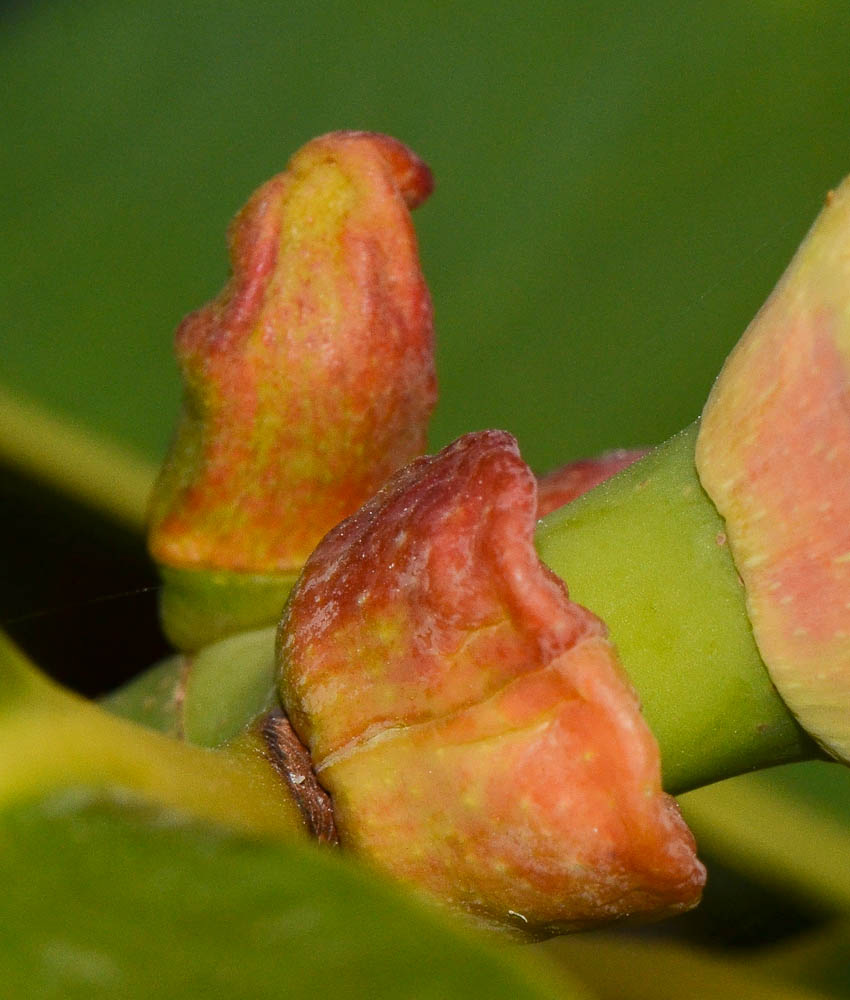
149;131;436;577
279;431;704;934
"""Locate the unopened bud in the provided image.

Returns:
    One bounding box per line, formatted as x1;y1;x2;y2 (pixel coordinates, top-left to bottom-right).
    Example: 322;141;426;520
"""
148;132;436;650
279;431;704;935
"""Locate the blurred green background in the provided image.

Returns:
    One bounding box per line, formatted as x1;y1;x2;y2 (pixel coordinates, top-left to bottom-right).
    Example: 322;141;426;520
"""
4;0;849;476
4;2;850;994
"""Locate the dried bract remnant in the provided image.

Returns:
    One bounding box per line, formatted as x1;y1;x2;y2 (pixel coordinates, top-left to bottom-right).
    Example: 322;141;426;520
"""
697;176;850;762
537;449;648;518
148;131;436;577
279;431;705;935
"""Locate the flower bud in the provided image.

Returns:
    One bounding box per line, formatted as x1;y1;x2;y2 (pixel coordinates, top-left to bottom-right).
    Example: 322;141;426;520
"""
697;176;850;762
279;431;705;935
148;132;436;650
537;449;647;518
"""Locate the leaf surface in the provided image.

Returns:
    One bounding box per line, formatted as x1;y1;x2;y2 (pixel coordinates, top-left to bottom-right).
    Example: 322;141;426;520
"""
0;790;585;1000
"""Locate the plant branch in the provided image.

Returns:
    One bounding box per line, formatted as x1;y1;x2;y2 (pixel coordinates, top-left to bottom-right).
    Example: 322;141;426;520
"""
535;424;821;793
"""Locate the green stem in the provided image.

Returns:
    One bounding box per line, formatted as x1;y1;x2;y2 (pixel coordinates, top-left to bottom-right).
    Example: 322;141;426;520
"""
535;423;820;794
104;627;279;748
111;423;823;798
157;566;298;652
0;631;307;840
0;385;155;531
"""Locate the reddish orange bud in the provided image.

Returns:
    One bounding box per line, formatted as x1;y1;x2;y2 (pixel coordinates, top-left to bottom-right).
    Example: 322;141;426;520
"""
279;431;704;934
537;449;648;518
148;132;436;649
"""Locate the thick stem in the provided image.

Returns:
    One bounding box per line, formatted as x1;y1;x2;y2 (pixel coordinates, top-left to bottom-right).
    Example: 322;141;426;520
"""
115;425;822;797
0;631;308;841
535;423;821;794
157;567;297;652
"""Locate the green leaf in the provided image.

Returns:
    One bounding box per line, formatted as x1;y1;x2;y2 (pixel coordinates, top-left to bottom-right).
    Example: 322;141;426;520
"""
0;790;587;1000
1;636;592;996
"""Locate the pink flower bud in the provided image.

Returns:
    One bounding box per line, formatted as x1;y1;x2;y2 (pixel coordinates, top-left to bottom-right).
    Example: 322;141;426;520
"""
697;176;850;762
